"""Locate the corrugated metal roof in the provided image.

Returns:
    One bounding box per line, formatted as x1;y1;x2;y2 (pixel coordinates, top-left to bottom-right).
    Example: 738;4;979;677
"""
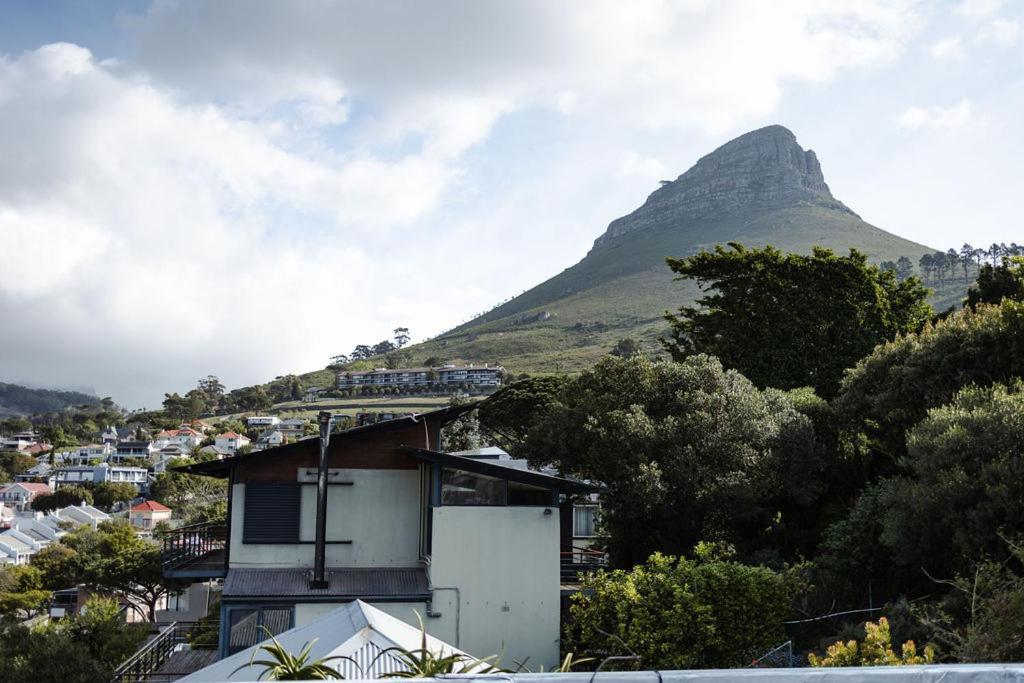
223;567;430;599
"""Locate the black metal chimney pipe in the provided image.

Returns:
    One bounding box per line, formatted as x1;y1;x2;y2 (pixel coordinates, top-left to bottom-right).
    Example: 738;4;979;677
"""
310;410;331;589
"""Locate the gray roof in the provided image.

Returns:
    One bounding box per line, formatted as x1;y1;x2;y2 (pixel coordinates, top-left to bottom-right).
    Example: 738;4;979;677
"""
223;567;430;600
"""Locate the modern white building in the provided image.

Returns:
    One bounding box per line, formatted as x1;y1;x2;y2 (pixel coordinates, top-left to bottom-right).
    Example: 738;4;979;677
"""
164;406;596;669
245;416;280;428
336;364;504;391
54;463;149;493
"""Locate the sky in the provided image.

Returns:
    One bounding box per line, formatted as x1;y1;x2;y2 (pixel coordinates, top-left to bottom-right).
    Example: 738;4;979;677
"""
0;0;1021;408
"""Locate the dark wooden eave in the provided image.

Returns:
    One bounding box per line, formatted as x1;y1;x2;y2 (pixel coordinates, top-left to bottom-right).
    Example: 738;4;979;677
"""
400;446;602;494
174;403;479;478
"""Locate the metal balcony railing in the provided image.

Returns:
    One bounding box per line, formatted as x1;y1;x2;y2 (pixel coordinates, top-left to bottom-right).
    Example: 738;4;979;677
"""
111;620;218;683
560;545;608;583
161;521;227;576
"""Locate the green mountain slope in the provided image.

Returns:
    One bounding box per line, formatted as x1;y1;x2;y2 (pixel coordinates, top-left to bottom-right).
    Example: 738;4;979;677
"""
0;382;100;417
404;126;966;375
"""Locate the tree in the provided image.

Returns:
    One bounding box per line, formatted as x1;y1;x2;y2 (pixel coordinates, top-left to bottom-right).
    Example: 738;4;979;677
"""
477;376;568;452
567;550;790;669
663;244;932;398
393;326;411;349
32;485;94;512
351;344;372;360
874;381;1024;580
966;256;1024;308
835;300;1024;462
92;482;138;509
0;450;36;475
30;543;82;590
896;256;914;282
609;337;641;357
197;375;226;403
524;354;816;566
74;522;191;621
150;466;228;525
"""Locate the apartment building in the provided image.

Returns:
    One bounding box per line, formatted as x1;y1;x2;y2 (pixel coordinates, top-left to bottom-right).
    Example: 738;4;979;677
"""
336;364;503;390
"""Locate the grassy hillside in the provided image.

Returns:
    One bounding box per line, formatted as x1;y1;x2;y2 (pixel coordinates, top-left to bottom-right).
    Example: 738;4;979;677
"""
399;206;968;375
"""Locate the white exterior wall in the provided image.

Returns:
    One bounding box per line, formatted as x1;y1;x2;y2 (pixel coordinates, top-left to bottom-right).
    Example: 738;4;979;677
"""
294;600;427;627
427;506;561;670
229;469;422;568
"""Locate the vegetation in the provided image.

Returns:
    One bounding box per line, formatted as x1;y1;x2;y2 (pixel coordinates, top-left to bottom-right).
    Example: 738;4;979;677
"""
567;549;790;669
0;383;101;416
663;244;932;398
235;629;347;680
0;596;148;683
32;485;94;511
966;256;1024;308
809;618;934;667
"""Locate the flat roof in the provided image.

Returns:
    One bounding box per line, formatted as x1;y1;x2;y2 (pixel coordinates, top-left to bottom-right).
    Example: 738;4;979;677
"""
401;446;601;494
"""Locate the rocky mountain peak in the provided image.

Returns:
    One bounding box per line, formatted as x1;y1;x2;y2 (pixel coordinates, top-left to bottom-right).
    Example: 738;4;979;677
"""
592;125;855;250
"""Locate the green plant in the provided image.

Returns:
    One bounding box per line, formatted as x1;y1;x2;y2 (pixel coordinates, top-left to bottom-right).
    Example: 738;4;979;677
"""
371;612;500;678
233;628;350;680
809;617;935;667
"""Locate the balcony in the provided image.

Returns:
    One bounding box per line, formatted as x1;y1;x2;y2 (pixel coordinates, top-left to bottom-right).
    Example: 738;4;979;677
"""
112;620;219;683
161;521;227;579
560;545;607;586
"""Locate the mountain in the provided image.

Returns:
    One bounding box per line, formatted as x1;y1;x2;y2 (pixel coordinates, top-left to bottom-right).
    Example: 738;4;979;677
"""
0;382;100;417
400;125;966;376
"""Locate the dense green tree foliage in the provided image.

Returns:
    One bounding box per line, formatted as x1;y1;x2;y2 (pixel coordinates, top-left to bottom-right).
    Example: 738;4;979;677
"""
92;481;139;509
567;550;790;669
477;375;568;451
663;244;932;397
0;597;147;683
0;383;100;416
32;484;93;511
523;354;819;566
966;257;1024;308
835;300;1024;462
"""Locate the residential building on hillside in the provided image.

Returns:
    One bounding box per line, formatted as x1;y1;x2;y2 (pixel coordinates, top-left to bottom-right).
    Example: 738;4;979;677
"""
54;463;149;493
113;440;154;463
214;432;250;455
14;462;53;487
52;503;111;529
68;442;114;464
253;428;285;450
181;419;215;434
278;418;309;440
162;406;597;668
246;416;280;428
303;386;326;402
0;529;38;565
1;431;40;451
131;500;172;534
336;364;503;391
0;482;51;512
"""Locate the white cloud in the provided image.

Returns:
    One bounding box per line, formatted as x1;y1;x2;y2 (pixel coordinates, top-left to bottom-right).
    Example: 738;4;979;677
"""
955;0;1004;19
929;35;966;59
897;98;976;130
0;1;933;406
0;43;477;407
978;18;1021;46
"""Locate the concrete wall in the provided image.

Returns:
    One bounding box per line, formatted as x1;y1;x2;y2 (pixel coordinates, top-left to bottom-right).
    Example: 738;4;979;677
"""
229;469;422;568
427;505;561;670
155;581;216;623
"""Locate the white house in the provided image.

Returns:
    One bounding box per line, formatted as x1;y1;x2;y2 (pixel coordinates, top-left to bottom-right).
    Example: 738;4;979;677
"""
214;432;250;455
245;415;280;428
130;500;172;533
0;482;51;512
112;440;154;463
0;528;39;565
163;406;596;668
53;504;111;529
54;464;149;493
254;428;285;449
67;443;114;465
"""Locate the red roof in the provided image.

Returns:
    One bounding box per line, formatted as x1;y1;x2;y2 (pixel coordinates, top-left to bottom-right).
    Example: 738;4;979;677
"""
131;500;171;512
217;431;243;439
1;483;51;495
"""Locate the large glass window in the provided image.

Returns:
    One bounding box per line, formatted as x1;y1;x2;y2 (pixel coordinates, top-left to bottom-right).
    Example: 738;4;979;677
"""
508;480;551;506
441;469;505;505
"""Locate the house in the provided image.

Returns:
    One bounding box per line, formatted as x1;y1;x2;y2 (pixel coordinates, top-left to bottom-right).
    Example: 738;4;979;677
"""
54;464;149;493
0;482;51;512
112;440;153;463
68;442;114;464
254;428;285;449
245;415;280;428
169;428;203;448
0;528;39;565
1;431;40;451
199;444;234;460
162;406;597;668
14;462;54;487
180;600;484;681
130;500;172;533
214;432;250;455
52;504;111;529
302;386;326;402
10;516;64;546
100;425;120;444
181;419;215;434
278;418;308;440
22;442;52;456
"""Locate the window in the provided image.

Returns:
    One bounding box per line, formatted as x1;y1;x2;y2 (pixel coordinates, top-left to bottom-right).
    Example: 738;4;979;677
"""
227;606;292;654
508;480;552;506
243;483;301;543
167;589;190;612
573;505;599;538
441;469;505;505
